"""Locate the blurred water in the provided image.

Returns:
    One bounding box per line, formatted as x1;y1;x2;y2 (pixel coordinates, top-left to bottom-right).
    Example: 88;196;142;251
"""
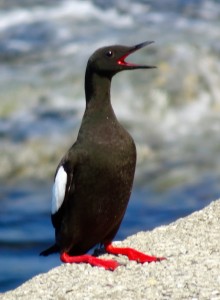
1;0;220;293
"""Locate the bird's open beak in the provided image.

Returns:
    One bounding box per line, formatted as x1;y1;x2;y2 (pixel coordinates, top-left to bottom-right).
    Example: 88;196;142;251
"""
117;41;156;69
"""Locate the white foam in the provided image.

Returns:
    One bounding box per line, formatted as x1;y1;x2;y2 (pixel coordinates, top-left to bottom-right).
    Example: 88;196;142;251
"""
0;0;133;33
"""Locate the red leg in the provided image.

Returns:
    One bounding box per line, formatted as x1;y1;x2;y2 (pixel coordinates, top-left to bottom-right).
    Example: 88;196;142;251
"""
60;252;119;271
105;243;166;263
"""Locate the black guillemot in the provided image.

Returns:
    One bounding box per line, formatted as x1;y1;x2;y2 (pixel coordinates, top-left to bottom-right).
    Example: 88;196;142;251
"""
40;41;165;270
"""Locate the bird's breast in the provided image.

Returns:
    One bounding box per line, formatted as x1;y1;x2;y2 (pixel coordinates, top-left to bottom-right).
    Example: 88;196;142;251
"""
75;117;137;208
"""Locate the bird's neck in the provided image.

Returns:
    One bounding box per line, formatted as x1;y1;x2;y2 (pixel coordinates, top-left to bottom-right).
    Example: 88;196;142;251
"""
84;67;113;114
78;67;127;141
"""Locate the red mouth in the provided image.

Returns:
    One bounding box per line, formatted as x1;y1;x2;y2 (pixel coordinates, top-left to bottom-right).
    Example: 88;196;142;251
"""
117;53;139;67
117;41;156;69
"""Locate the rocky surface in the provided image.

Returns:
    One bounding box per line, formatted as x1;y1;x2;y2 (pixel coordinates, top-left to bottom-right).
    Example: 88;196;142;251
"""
1;199;220;300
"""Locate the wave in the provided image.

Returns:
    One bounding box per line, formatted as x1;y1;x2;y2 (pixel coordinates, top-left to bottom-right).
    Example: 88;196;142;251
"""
0;0;133;33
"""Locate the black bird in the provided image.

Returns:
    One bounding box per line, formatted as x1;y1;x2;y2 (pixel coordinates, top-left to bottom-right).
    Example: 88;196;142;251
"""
41;41;164;270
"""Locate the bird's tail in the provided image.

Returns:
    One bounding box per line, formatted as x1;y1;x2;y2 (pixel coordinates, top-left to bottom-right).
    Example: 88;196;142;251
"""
40;244;59;256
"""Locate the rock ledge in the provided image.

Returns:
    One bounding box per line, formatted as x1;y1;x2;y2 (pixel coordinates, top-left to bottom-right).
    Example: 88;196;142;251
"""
1;200;220;300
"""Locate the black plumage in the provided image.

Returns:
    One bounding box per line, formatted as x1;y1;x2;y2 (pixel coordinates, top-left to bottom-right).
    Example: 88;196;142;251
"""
41;42;163;269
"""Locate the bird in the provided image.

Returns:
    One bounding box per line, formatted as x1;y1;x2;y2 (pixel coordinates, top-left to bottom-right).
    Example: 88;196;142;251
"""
40;41;165;270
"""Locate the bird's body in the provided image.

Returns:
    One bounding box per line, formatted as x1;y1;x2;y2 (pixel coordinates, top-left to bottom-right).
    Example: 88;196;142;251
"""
54;112;136;255
41;41;164;269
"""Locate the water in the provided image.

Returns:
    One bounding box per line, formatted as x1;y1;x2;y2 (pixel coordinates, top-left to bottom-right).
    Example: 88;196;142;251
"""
1;0;220;293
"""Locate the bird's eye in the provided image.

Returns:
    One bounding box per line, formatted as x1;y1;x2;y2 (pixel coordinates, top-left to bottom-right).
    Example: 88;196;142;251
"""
106;50;113;58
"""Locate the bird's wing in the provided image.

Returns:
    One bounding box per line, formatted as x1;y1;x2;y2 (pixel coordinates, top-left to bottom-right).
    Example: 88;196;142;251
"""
51;158;75;230
52;165;68;215
40;153;77;256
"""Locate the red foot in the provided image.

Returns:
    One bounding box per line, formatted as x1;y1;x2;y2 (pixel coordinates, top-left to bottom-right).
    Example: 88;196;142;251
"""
105;243;166;263
60;252;119;271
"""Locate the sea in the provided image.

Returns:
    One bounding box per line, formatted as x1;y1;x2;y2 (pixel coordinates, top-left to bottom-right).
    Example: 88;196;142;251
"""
1;0;220;292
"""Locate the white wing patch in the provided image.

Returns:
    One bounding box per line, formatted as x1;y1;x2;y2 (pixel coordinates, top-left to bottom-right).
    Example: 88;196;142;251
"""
51;166;67;214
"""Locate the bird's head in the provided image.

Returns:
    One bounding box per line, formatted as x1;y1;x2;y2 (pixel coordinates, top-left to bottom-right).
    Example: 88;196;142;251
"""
87;41;156;77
